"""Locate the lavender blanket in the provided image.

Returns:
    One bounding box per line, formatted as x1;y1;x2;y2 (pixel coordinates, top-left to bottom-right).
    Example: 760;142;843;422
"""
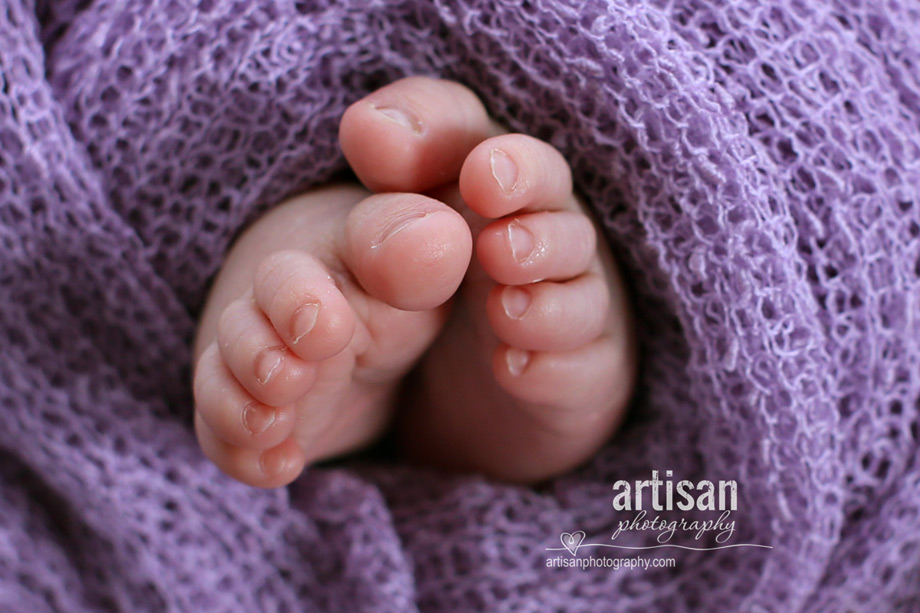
2;0;919;610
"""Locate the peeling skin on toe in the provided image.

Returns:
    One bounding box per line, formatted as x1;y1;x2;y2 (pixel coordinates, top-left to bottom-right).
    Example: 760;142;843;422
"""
290;302;320;344
254;347;284;384
507;221;535;262
490;148;519;193
242;401;275;435
370;103;423;134
372;211;429;248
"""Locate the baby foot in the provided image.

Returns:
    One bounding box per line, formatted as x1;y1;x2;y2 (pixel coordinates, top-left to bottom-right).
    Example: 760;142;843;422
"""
192;183;473;487
341;79;638;483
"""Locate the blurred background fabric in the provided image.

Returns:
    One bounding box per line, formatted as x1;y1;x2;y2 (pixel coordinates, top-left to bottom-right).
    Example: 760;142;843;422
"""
1;0;919;610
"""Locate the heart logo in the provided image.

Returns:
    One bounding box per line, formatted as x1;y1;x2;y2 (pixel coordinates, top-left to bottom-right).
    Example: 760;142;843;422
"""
560;531;586;555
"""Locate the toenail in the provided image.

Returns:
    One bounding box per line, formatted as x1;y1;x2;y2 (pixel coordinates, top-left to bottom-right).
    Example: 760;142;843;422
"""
372;210;428;248
502;286;531;320
255;347;284;385
506;348;531;376
507;220;535;262
490;148;518;193
291;302;320;344
372;104;422;134
259;446;289;478
242;402;275;435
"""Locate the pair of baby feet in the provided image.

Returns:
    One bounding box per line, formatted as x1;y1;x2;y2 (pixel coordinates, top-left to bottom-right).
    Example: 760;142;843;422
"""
192;77;637;487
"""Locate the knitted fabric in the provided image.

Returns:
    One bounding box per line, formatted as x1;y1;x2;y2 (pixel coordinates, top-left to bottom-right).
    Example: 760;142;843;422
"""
2;0;919;610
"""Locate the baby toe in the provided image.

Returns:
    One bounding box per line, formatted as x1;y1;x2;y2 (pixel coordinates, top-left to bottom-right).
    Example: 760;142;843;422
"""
344;192;472;311
477;210;598;286
340;76;500;193
459;133;574;219
493;336;635;415
196;412;306;489
253;250;356;363
486;274;611;352
217;297;317;406
193;343;296;449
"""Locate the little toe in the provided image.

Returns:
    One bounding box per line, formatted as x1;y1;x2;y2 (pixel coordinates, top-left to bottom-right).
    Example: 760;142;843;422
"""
193;343;296;449
196;412;306;489
493;335;635;417
477;210;598;286
340;76;501;193
486;274;611;352
344;192;472;311
253;250;356;363
217;297;317;406
459;133;574;219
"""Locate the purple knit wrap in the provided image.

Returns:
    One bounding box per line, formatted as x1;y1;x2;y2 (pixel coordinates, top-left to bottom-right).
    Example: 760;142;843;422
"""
2;0;919;610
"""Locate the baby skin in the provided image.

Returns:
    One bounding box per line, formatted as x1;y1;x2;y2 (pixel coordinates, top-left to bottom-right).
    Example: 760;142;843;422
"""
193;77;637;487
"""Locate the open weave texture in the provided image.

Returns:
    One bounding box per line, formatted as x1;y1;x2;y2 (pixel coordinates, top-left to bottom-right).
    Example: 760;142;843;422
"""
2;0;919;610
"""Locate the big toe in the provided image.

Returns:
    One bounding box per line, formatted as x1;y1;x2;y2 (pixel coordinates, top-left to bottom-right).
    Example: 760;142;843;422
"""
344;192;473;311
339;76;502;193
